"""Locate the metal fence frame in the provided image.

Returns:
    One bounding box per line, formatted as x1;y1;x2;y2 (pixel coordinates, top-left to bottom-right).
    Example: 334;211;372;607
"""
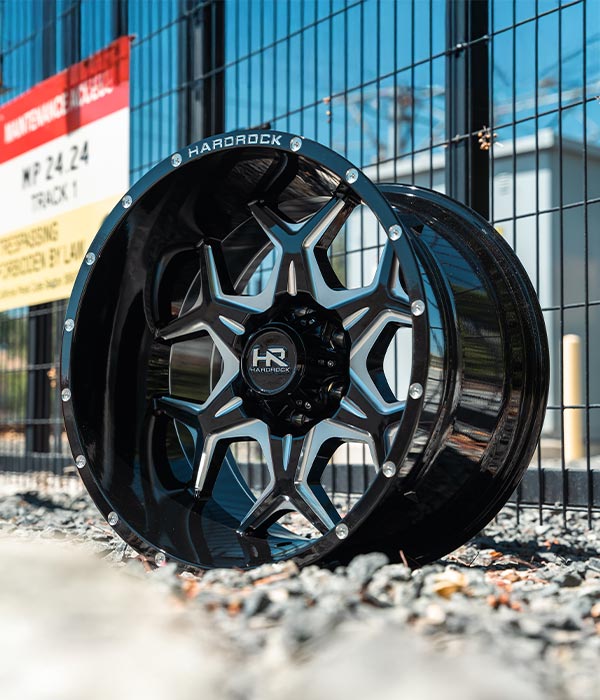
0;0;597;519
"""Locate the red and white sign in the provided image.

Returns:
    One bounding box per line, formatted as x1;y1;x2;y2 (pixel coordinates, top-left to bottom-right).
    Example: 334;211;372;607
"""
0;37;130;312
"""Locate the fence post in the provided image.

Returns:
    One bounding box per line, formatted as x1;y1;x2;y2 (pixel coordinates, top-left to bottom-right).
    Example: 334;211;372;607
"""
445;0;489;218
563;334;584;462
112;0;128;39
179;0;225;144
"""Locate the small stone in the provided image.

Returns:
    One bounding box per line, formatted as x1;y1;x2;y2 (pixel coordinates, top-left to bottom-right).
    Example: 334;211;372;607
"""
424;603;446;625
554;568;583;588
519;617;544;638
586;557;600;573
346;553;389;586
381;563;412;582
243;589;270;617
537;551;560;563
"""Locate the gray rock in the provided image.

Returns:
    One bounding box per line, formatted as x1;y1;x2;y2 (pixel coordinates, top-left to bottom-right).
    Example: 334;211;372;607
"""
243;589;271;617
554;568;583;588
586;557;600;573
345;552;389;586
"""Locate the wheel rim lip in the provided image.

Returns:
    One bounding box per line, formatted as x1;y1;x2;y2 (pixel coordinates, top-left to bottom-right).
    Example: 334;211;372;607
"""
60;130;431;569
366;182;550;566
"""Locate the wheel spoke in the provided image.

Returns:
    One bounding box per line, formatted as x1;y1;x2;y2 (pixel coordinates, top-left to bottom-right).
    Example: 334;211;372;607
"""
290;418;382;533
335;382;400;465
334;242;411;340
156;387;249;497
300;194;349;246
298;418;379;482
204;240;281;314
238;430;342;536
155;395;201;430
237;433;298;534
294;482;340;534
249;196;350;299
238;492;292;535
194;418;267;496
157;245;250;345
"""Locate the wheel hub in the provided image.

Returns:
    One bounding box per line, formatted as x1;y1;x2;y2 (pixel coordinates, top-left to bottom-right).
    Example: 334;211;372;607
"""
240;295;350;436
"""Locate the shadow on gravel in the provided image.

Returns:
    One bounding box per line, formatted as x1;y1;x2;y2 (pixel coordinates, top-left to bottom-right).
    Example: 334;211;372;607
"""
444;534;600;572
18;491;67;511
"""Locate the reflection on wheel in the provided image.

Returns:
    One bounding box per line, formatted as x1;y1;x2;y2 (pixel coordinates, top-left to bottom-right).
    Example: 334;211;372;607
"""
61;132;549;570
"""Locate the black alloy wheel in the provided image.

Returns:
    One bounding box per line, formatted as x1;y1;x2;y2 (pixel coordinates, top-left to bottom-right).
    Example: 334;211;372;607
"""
61;131;549;570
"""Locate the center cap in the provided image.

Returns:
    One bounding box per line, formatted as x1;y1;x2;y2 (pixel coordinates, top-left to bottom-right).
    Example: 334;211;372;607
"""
243;327;300;395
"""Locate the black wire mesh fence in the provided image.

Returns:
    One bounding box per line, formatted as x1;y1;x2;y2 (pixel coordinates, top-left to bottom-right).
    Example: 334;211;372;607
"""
0;0;598;518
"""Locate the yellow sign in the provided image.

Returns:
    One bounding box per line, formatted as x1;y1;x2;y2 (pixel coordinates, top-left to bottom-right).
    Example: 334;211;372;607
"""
0;197;114;312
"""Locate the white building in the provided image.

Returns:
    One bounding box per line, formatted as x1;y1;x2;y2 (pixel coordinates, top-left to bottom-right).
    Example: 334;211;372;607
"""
357;129;600;445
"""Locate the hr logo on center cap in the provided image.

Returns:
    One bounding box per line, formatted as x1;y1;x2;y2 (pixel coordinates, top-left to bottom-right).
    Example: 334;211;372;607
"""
244;329;298;392
251;346;289;371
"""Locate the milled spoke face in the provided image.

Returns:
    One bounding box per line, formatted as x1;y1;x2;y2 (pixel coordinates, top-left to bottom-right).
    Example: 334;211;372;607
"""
237;434;297;535
156;388;248;495
157;245;254;347
249;195;350;300
294;418;381;530
336;244;412;339
237;431;342;536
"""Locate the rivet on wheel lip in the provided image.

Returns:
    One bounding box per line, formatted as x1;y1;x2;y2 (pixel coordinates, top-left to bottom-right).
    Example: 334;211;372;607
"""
409;383;423;399
108;511;119;526
61;388;71;402
64;318;75;332
75;455;86;469
411;299;425;316
345;168;359;184
388;224;402;240
382;461;396;478
155;551;167;566
171;152;182;167
335;522;349;539
122;194;133;209
84;252;96;266
290;136;302;151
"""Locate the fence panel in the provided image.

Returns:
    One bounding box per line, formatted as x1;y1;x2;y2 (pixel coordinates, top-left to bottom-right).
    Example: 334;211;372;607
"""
0;0;597;518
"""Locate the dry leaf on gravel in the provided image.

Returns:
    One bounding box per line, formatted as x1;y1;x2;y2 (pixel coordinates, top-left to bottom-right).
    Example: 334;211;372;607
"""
489;550;505;560
432;570;468;598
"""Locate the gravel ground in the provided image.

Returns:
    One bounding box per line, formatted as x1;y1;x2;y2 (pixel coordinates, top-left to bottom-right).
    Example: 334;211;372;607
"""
0;481;599;700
